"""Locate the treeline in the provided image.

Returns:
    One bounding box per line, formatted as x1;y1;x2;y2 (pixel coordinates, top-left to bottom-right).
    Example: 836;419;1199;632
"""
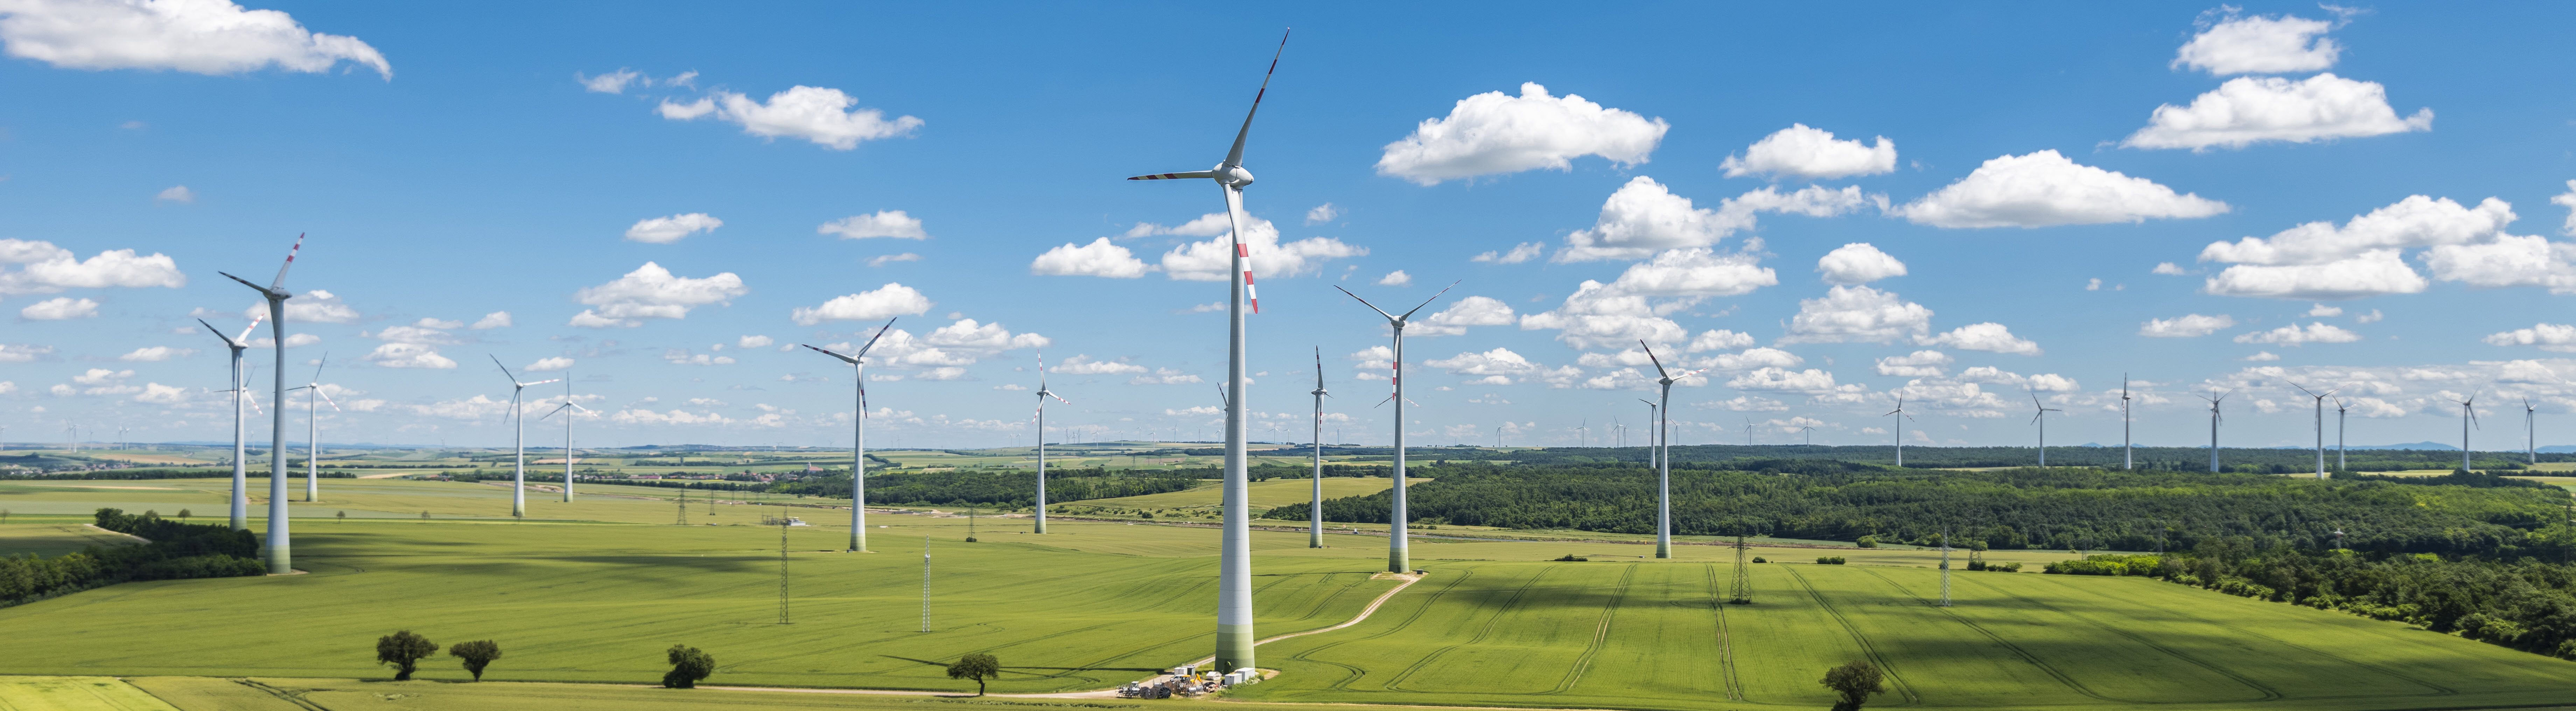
1262;462;2573;554
2046;535;2576;661
13;469;358;481
1480;444;2560;471
775;469;1202;507
0;508;265;607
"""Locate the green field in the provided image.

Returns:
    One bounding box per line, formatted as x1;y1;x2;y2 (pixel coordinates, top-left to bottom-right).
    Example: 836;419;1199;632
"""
6;476;2576;711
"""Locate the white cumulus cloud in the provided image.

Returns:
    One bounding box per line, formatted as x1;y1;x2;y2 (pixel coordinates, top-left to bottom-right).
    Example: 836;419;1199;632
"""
1893;151;2228;228
1418;295;1515;337
2122;74;2431;151
818;210;927;240
659;85;922;150
1779;285;1933;345
0;239;186;295
1425;347;1541;384
2172;9;2344;75
1720;124;1896;180
1305;203;1340;225
1375;82;1667;185
1918;322;2041;355
1816;243;1906;285
790;283;931;326
1875;350;1953;377
1558;177;1872;263
363;343;455;369
2197;195;2567;299
2484;323;2576;353
2232;322;2361;346
524;356;574;372
624;213;721;243
1377;270;1412;287
2139;314;2236;337
0;0;391;79
570;262;747;327
1471;243;1543;264
154;185;192;203
117;345;191;361
470;311;511;329
1154;213;1364;281
18;296;96;319
1030;237;1150;278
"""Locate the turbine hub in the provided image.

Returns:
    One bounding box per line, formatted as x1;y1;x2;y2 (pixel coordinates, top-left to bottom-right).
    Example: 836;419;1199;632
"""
1220;164;1255;187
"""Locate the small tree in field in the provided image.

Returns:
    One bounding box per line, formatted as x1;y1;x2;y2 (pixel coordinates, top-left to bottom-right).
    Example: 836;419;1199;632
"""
448;639;502;681
663;644;714;688
177;509;192;521
376;630;438;681
947;653;1001;696
1820;659;1886;711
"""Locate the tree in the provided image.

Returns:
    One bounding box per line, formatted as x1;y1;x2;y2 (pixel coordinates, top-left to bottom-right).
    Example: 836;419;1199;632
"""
947;653;1001;696
376;630;438;681
177;509;191;521
337;510;348;523
663;644;714;688
1820;660;1886;711
448;639;502;681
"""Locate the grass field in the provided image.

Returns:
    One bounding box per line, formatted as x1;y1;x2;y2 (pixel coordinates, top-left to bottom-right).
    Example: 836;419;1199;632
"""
6;478;2576;711
0;523;140;557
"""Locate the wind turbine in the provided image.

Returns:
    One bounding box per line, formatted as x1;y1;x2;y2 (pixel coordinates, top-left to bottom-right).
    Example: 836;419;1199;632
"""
2029;392;2062;467
2526;398;2538;465
2444;390;2481;471
2334;396;2351;470
1801;425;1815;447
489;356;562;518
2120;376;2133;470
1031;353;1071;534
1337;279;1455;578
1125;30;1289;676
1576;418;1588;448
1640;342;1707;560
803;320;896;551
2289;382;2343;479
537;378;593;503
286;355;341;502
1638;399;1659;471
199;313;263;531
1884;398;1912;467
217;233;302;574
1743;416;1754;446
1307;348;1329;549
2196;389;2229;473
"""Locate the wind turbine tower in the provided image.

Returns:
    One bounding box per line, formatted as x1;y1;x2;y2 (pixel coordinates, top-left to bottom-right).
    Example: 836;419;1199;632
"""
1031;353;1071;533
1125;30;1290;675
2029;392;2062;467
2196;390;2228;473
2334;397;2351;470
199;314;263;531
2526;398;2538;465
2121;376;2133;470
288;355;342;502
1336;280;1455;576
803;320;895;551
2290;382;2342;479
2445;391;2480;471
489;356;561;518
1639;342;1705;560
1308;348;1329;549
216;235;302;574
537;378;593;502
1884;398;1911;467
1638;399;1659;470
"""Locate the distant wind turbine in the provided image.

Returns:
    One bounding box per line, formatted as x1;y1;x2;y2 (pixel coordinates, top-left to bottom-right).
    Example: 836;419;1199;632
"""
1884;398;1912;467
286;355;341;502
1801;425;1815;447
2525;398;2538;465
2334;396;2351;470
2196;389;2229;472
2029;392;2062;467
805;315;890;550
1640;341;1706;560
536;377;593;502
1031;352;1071;534
1638;399;1659;470
489;356;562;518
1125;29;1290;676
198;313;264;531
1307;348;1330;549
1337;279;1456;576
1576;418;1588;448
2120;376;2133;470
216;233;302;574
2444;390;2481;471
2289;381;2343;479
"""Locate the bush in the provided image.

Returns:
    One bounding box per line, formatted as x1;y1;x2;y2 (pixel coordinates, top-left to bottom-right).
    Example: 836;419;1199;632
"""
664;644;714;688
1551;554;1588;562
1816;556;1847;565
377;630;437;681
2044;554;2163;576
1752;556;1768;563
947;652;1001;696
449;639;502;681
1965;560;2022;572
1820;660;1886;710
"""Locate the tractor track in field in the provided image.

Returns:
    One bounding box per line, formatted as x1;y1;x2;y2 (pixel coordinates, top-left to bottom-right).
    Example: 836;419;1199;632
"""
1960;574;2282;703
2042;576;2460;699
1783;565;1920;706
1858;567;2116;704
1306;568;1476;692
1384;566;1553;692
1703;562;1743;702
1539;563;1633;696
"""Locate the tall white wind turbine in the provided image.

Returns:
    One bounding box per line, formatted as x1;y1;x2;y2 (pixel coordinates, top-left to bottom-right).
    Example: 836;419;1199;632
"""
1307;348;1329;549
216;234;302;574
1576;418;1588;448
1124;30;1290;674
1884;398;1911;467
2289;382;2343;479
803;317;896;552
2334;396;2351;470
2029;392;2062;467
489;356;561;518
1638;399;1658;470
1032;353;1071;533
2445;390;2481;471
286;355;342;502
1640;342;1706;560
199;313;263;530
2196;389;2228;472
1336;280;1455;577
2525;398;2538;465
2121;376;2133;470
537;377;594;503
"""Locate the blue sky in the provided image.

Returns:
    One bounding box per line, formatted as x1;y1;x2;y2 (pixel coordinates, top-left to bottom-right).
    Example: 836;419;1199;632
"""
6;1;2576;451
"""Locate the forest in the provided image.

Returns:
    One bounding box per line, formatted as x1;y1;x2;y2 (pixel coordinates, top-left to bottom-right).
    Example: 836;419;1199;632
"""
774;468;1202;507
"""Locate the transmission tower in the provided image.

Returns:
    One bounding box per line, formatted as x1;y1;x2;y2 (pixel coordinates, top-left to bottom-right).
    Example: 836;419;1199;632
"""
1938;527;1953;607
777;518;792;625
1727;531;1752;604
676;489;688;525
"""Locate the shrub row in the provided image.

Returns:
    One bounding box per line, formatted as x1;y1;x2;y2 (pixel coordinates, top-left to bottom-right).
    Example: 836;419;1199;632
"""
0;508;265;606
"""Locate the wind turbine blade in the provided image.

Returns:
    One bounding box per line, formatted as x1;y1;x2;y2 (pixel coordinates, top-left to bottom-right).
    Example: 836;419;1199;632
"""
569;402;593;413
217;271;269;295
268;233;303;291
1049;393;1071;405
802;344;860;364
310;352;329;382
1639;340;1669;379
198;318;233;346
1397;280;1461;321
1222;29;1290;168
525;378;562;387
316;390;343;412
854;318;898;358
490;355;518;383
1334;286;1398;322
231;312;266;344
1678;368;1707;379
1127;171;1220;181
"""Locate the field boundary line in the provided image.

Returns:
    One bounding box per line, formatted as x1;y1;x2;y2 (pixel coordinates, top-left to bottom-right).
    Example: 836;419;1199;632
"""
1783;565;1919;705
1183;571;1423;672
1857;567;2112;704
81;524;151;545
1959;574;2280;702
1705;562;1742;702
1312;569;1472;692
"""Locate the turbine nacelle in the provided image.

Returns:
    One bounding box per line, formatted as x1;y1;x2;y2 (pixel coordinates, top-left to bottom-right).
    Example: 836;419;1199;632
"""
1219;164;1255;187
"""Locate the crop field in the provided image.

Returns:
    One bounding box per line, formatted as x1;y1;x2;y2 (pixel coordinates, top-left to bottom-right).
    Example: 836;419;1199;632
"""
1073;476;1414;513
5;478;2576;711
